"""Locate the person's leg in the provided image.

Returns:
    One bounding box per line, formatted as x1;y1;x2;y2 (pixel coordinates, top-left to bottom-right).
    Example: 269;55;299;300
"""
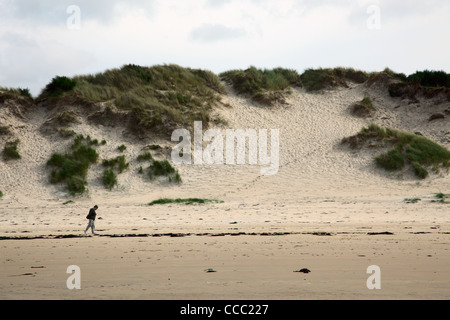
84;220;91;234
85;219;95;234
91;220;96;234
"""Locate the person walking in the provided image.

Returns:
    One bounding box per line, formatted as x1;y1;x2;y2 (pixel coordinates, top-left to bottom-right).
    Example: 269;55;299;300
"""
84;205;98;235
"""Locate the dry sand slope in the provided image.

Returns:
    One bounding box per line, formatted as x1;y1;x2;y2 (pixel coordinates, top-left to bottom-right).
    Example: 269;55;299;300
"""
0;82;449;300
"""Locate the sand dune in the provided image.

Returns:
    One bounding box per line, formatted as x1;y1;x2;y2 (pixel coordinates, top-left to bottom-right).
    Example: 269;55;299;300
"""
1;80;449;300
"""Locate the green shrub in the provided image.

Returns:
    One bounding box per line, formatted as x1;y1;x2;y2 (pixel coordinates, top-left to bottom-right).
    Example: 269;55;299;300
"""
43;76;77;97
341;123;396;149
118;144;127;152
343;124;450;179
411;162;428;179
18;88;32;98
375;147;405;171
49;157;89;183
72;144;99;163
174;171;182;183
47;153;66;168
117;155;129;173
149;159;175;177
0;190;3;198
66;175;86;195
102;168;118;190
405;137;450;166
147;159;181;183
137;152;153;162
102;155;129;173
47;135;99;195
2;140;21;161
434;193;450;203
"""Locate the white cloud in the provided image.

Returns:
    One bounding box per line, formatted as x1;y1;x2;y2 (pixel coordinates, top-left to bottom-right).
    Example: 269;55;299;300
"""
191;24;247;42
1;0;156;25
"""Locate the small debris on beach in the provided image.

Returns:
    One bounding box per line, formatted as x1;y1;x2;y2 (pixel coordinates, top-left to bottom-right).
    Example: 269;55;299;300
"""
294;268;311;274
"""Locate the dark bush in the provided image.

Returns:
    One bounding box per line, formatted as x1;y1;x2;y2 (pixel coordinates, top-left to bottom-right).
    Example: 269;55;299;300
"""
102;168;118;190
147;159;181;183
44;76;77;97
375;147;405;171
407;70;450;88
47;135;99;195
411;162;428;179
2;140;21;161
66;175;86;195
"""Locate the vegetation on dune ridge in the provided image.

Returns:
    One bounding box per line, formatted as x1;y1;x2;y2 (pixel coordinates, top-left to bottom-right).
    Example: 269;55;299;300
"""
342;124;450;179
386;69;450;101
300;67;369;91
407;70;450;88
41;76;77;98
0;86;35;111
220;66;372;102
0;87;33;99
220;66;302;105
32;65;450;133
38;64;226;135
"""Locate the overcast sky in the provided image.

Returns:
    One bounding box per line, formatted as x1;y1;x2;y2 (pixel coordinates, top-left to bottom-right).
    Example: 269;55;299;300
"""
1;0;449;96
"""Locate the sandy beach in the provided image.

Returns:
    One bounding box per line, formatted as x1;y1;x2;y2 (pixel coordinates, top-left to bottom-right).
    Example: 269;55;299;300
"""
1;82;449;300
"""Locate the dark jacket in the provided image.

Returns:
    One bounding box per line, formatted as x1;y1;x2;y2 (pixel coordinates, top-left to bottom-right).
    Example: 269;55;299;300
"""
86;208;97;220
